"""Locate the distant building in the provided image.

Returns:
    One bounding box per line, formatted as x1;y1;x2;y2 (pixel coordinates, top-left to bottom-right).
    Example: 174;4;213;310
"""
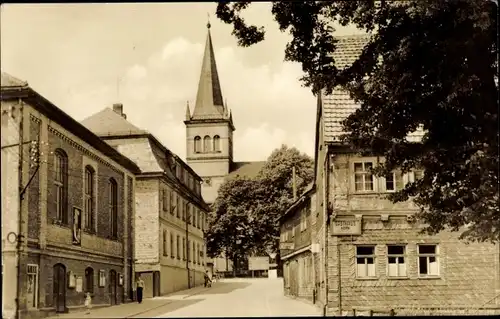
184;22;265;273
279;184;316;301
312;35;500;316
1;73;140;319
82;104;210;297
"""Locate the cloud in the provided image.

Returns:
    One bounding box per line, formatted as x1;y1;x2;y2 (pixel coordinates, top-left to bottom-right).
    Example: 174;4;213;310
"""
64;35;316;162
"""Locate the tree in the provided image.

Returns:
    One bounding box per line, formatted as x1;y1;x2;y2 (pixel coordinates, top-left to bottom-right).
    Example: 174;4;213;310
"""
215;1;499;242
205;145;314;269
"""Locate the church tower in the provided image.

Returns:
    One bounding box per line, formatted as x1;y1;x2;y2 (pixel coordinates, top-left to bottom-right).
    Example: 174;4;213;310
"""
185;22;235;205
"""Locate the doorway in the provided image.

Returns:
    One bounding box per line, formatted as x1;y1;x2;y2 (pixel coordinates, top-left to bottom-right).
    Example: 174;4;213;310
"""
153;271;160;297
109;270;117;305
53;264;66;313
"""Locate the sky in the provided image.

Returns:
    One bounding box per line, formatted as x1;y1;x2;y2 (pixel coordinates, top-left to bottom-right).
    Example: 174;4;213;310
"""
1;3;361;162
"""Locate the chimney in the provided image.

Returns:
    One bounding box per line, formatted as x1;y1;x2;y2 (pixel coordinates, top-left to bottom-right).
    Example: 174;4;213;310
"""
112;103;127;119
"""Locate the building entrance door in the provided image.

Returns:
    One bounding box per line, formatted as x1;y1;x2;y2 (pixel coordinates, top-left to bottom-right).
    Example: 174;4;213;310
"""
53;264;66;313
26;264;39;309
109;270;117;305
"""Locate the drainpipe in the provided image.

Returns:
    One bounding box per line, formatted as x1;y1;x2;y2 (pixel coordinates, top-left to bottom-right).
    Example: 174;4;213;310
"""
186;208;190;289
16;99;25;319
322;145;329;316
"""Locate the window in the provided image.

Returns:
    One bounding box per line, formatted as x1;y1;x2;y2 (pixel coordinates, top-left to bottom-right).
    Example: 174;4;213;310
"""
192;241;196;263
54;149;68;224
163;230;168;256
84;166;95;231
181;199;185;221
197;243;201;264
213;135;221;152
194;136;202;153
170;234;174;259
176;235;180;259
418;245;439;277
356;246;376;278
186;202;191;224
196;210;200;229
182;237;186;260
85;267;94;293
188;240;191;262
170;191;176;215
162;189;168;212
176;195;181;218
385;171;404;192
98;270;106;287
300;210;307;231
109;178;118;239
354;162;374;192
387;245;406;277
203;135;212;152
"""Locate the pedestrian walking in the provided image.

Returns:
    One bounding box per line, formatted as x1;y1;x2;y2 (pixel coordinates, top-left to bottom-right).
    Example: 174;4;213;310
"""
204;270;212;288
136;274;145;304
84;292;92;314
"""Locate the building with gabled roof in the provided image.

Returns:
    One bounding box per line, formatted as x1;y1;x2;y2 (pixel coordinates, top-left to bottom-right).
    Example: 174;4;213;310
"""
1;72;140;319
311;35;499;316
82;102;210;297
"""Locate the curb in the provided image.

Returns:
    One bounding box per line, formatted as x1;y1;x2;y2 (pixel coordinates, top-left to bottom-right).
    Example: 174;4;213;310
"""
181;286;212;299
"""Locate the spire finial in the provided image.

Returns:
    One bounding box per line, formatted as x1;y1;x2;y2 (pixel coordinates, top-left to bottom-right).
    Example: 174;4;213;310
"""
207;12;211;29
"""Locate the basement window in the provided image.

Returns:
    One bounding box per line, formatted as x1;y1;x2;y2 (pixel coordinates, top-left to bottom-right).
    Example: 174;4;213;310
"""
356;246;376;278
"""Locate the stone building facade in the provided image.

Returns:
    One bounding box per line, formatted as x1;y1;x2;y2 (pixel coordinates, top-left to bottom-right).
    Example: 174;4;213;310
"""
1;73;140;319
279;185;316;302
312;35;500;316
82;104;210;298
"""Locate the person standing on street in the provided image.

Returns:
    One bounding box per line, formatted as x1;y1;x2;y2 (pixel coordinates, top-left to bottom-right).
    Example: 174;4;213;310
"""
136;275;145;304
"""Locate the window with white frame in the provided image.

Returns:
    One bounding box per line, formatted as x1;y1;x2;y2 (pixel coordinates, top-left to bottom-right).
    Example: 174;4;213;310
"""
98;270;106;287
409;169;424;182
387;245;406;277
356;246;376;278
354;162;374;192
418;245;439;276
385;171;404;192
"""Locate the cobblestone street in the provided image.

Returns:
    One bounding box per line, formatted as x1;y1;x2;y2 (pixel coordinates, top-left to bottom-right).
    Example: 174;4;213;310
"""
47;278;320;318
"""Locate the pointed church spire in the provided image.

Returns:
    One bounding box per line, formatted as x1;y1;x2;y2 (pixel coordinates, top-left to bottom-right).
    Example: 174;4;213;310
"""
185;101;191;121
191;22;225;120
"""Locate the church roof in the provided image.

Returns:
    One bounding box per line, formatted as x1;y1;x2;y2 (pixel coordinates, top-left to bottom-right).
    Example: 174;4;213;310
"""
321;34;424;143
81;107;146;137
228;161;266;179
189;23;231;121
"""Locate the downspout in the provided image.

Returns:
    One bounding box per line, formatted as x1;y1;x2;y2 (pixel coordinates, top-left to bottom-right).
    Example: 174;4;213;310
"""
186;208;190;288
16;99;24;319
322;145;329;316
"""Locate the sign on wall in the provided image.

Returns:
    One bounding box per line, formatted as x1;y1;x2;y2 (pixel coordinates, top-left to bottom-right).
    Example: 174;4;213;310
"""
248;257;270;271
279;242;295;250
331;219;362;236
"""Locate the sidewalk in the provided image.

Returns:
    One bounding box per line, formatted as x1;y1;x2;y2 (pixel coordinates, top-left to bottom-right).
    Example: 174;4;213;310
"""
46;285;211;319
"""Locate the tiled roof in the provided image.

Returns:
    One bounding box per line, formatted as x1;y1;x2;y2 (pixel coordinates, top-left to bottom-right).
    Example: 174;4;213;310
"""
228;161;266;179
1;72;28;88
322;35;424;143
80;107;146;136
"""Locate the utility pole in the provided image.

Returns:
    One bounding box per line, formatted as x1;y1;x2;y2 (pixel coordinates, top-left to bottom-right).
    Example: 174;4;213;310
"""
186;205;190;289
292;166;298;201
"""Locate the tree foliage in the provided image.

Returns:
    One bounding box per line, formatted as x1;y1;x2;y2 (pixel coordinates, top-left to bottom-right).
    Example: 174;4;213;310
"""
205;145;314;261
215;0;499;242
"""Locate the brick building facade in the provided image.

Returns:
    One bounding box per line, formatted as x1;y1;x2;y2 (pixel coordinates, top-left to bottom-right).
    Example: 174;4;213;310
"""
1;73;140;319
311;36;500;316
81;104;210;298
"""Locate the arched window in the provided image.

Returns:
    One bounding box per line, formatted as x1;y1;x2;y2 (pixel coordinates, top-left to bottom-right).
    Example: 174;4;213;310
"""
85;267;94;293
54;149;68;224
194;136;202;153
84;166;95;231
203;135;212;153
109;178;118;239
213;135;221;152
